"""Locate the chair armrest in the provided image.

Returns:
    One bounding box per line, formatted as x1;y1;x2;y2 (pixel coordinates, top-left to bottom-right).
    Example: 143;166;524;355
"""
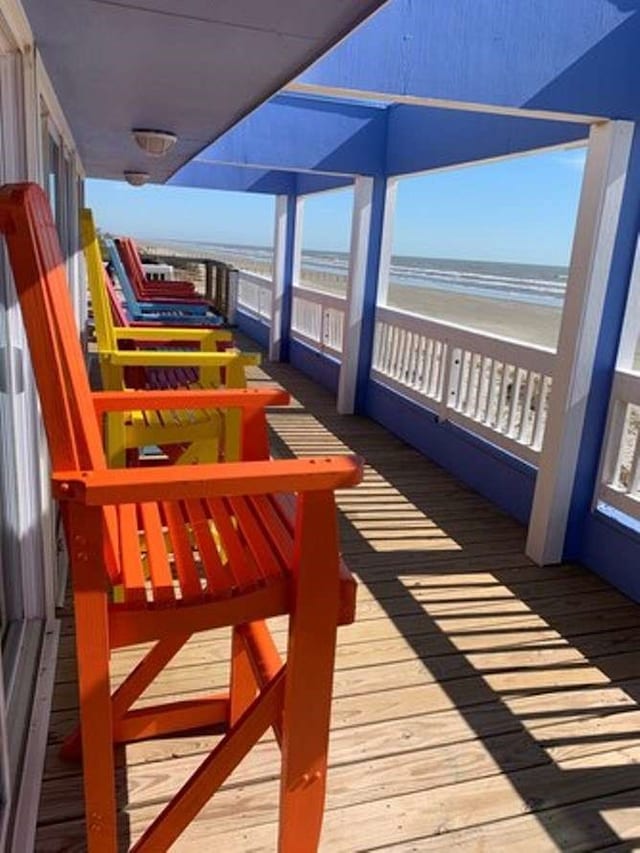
53;456;363;505
92;387;288;415
236;352;261;366
102;350;247;368
112;326;232;344
144;279;195;289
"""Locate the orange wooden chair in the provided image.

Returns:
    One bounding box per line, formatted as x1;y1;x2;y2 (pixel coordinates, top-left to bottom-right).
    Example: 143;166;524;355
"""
0;183;362;852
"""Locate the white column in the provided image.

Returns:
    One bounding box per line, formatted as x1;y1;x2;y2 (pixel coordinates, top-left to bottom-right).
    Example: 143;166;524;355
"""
374;179;398;308
526;120;635;565
613;238;640;371
338;176;396;415
269;194;303;362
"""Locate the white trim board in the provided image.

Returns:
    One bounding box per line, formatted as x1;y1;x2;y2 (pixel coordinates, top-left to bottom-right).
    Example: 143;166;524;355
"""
9;620;60;853
285;81;603;125
269;195;303;361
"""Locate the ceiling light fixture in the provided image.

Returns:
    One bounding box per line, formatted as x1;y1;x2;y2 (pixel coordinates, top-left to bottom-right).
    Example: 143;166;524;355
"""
132;128;178;157
123;170;150;187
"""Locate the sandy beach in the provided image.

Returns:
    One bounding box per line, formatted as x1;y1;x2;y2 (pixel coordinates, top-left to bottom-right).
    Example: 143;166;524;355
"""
144;247;562;351
215;252;562;350
295;273;561;350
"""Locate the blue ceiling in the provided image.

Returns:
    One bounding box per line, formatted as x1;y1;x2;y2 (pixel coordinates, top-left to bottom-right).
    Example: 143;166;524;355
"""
23;0;388;181
300;0;640;121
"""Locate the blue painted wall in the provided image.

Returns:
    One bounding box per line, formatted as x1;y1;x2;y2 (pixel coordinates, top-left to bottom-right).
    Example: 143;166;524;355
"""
236;309;270;349
171;162;296;194
366;379;536;525
386;105;588;175
171;160;349;197
290;339;341;394
175;97;587;194
296;173;353;196
304;0;640;120
582;509;640;602
195;94;386;177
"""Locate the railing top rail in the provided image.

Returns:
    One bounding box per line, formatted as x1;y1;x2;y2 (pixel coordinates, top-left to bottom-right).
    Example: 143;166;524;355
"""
375;304;556;373
238;270;274;288
292;283;347;312
140;251;230;267
611;368;640;404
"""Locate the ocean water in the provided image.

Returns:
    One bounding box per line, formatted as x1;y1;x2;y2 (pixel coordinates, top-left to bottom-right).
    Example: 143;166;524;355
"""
148;239;568;309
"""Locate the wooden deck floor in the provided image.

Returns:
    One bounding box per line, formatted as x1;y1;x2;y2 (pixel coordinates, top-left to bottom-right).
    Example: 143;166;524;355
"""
36;347;640;851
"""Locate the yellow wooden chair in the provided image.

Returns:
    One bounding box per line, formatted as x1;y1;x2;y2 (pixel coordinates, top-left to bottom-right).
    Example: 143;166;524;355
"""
81;209;261;467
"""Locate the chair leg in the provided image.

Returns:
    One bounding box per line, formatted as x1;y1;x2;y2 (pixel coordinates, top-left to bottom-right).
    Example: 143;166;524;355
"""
278;492;341;853
74;588;117;851
229;625;256;725
70;505;118;851
106;411;127;468
61;633;191;762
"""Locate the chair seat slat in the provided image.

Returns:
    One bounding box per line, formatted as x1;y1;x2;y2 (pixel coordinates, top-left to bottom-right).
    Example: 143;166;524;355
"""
118;504;147;603
183;499;234;596
249;495;294;567
227;497;285;580
205;498;261;590
139;502;175;603
162;501;203;601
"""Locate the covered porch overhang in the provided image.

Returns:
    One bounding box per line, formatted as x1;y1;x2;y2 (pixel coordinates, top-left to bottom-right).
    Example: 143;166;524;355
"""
5;0;640;849
165;106;626;596
17;0;640;620
20;0;390;182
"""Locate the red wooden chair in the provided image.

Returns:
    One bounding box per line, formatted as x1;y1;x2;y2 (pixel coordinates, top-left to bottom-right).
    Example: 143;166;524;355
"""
0;183;362;851
116;236;209;302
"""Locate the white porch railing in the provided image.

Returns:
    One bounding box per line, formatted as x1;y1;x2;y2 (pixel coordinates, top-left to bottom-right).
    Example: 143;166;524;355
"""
371;306;556;465
237;270;273;323
291;285;346;358
598;369;640;519
237;280;558;466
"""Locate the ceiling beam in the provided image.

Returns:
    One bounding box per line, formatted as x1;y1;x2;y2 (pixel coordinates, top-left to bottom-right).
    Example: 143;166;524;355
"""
193;94;386;177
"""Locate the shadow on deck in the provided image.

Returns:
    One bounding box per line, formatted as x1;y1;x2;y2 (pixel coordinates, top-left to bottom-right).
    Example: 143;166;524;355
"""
36;336;640;851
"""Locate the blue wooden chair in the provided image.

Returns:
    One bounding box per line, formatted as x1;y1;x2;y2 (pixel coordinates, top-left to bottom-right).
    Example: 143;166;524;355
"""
105;238;224;326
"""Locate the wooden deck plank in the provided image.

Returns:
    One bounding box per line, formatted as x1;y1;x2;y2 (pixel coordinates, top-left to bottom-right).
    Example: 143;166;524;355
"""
36;342;640;851
39;680;640;815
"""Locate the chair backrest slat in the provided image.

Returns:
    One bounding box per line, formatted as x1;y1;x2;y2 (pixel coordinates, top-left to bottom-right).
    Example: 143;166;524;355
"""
105;237;141;311
117;237;147;293
106;268;132;325
0;184;107;474
80;209;117;351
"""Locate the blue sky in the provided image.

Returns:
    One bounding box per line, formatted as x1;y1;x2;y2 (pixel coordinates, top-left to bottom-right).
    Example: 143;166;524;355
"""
86;145;586;266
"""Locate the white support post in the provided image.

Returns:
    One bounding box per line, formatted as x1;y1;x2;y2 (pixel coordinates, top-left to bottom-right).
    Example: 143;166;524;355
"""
592;235;640;508
269;194;302;362
373;178;398;308
614;237;640;371
526;120;635;565
338;176;395;415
